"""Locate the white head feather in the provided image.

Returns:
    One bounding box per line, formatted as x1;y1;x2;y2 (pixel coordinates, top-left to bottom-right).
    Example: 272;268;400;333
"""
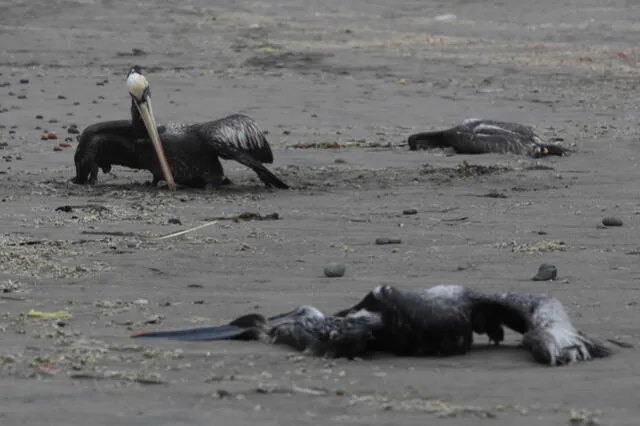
126;70;149;102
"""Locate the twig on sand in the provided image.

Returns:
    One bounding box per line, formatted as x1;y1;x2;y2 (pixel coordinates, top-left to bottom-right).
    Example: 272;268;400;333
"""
80;212;277;242
146;221;218;241
203;212;280;223
80;221;219;241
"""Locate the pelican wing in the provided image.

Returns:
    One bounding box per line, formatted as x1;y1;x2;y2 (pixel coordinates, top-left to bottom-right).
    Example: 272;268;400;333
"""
196;114;274;163
467;290;613;366
195;114;289;189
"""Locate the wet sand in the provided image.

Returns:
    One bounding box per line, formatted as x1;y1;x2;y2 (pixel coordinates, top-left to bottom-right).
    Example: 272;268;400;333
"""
1;0;640;424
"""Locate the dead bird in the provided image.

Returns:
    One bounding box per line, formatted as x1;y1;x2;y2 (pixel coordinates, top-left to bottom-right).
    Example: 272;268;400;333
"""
408;119;569;158
132;284;612;366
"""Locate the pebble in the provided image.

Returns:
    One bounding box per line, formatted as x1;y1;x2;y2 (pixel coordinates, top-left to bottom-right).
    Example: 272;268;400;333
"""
602;217;623;227
68;126;80;134
402;208;418;215
532;263;557;281
19;78;29;84
168;218;182;225
323;263;346;278
375;237;402;245
53;146;62;152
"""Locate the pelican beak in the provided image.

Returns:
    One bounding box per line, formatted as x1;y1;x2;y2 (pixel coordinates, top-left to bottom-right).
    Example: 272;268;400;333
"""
126;69;177;190
131;324;252;341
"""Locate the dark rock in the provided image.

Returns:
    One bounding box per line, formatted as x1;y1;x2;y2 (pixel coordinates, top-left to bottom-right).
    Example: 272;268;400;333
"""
402;208;418;215
168;218;182;225
532;263;557;281
602;217;623;227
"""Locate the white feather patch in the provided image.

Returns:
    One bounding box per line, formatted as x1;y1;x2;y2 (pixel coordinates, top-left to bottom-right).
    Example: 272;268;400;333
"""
126;72;149;101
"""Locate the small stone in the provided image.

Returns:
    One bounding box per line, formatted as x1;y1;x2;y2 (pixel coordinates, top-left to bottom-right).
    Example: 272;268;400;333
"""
402;208;418;215
68;127;80;134
19;78;29;84
53;146;63;152
168;218;182;225
46;133;58;140
602;217;623;227
57;95;66;100
375;237;402;245
35;114;43;119
323;263;346;278
532;263;557;281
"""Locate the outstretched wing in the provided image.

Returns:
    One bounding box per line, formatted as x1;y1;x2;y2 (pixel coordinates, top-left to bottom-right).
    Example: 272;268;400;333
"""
195;114;289;188
467;290;612;366
196;114;273;163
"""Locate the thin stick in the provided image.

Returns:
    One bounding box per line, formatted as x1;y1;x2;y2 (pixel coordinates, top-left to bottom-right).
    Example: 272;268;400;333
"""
143;221;218;241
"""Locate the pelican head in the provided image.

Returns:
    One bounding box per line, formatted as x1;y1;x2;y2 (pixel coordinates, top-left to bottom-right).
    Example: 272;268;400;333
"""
126;65;151;105
125;65;176;189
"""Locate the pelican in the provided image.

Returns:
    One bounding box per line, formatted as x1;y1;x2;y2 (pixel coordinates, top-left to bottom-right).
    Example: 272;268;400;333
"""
408;119;569;158
131;284;612;367
124;66;289;189
71;67;289;189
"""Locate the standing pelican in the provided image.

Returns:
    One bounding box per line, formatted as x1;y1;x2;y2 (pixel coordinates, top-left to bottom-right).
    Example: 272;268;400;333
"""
131;284;612;367
124;66;289;189
408;119;569;158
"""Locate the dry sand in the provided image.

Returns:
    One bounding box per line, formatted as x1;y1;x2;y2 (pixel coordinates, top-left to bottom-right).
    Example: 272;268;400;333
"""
1;0;640;424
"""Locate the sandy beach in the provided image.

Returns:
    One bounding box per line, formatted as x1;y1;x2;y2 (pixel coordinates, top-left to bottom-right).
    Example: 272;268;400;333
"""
1;0;640;424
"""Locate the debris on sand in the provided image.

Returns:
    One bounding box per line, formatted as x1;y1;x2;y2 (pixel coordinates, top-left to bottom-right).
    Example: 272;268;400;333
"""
204;212;280;223
324;263;347;278
375;237;402;245
532;263;558;281
1;234;110;279
350;395;497;418
568;408;602;425
290;141;341;149
70;370;167;385
480;190;508;198
420;161;513;179
496;240;567;254
55;204;110;213
27;309;73;320
81;231;137;237
288;141;392;150
402;208;418;215
456;161;513;178
148;221;218;241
